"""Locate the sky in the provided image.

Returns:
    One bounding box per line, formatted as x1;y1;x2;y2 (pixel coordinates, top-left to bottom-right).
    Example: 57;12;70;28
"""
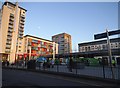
0;1;118;51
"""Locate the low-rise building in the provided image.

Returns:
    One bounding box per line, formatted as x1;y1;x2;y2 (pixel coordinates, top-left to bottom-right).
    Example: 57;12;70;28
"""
78;38;120;52
78;38;120;65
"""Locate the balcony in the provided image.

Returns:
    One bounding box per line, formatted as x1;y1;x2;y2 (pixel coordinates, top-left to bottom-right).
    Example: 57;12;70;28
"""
10;15;14;19
19;28;24;32
6;45;11;49
20;18;25;22
8;29;13;33
21;15;25;19
9;22;13;26
31;47;38;50
20;22;24;25
19;31;23;35
7;33;12;37
18;35;23;38
9;25;13;29
19;25;24;29
9;18;14;22
7;38;12;41
6;42;11;45
5;49;10;53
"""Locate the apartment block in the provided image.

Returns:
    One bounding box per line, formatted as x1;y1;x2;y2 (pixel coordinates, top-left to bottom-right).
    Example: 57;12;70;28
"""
0;2;27;63
16;35;58;60
52;33;72;54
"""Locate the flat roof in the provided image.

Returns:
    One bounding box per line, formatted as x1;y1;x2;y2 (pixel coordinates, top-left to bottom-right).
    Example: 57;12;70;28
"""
52;32;71;37
24;35;54;42
3;2;27;12
78;38;120;46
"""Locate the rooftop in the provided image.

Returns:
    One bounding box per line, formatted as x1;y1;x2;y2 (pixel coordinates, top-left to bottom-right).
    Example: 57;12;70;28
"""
24;35;54;42
52;32;71;37
3;1;27;12
78;38;120;46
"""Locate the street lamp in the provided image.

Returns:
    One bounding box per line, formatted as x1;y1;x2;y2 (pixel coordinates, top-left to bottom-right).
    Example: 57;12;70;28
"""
106;29;114;79
53;42;55;60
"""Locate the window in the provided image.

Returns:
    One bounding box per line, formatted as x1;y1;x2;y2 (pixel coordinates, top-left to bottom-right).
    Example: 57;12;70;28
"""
91;45;94;51
88;46;90;51
119;43;120;48
82;47;84;52
85;47;87;51
102;45;106;50
19;50;21;52
115;43;118;48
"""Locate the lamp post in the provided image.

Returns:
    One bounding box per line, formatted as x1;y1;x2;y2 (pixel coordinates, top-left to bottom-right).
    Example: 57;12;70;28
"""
53;42;55;60
106;29;115;79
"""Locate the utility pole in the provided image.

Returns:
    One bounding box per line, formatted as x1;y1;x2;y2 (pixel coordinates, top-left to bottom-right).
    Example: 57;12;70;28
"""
106;29;115;79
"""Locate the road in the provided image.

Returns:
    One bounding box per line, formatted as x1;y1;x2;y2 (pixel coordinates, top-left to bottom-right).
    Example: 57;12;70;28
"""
2;68;119;87
2;69;93;87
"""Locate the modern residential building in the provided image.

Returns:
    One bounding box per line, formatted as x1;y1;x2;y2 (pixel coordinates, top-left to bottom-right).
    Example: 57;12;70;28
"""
15;35;58;61
0;2;27;63
52;33;72;54
78;38;120;52
78;38;120;65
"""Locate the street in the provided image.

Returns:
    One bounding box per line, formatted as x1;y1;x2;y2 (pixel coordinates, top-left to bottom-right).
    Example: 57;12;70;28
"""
2;69;117;87
2;69;92;87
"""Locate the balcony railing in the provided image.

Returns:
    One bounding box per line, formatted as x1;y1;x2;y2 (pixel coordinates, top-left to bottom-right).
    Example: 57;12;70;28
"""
19;28;24;32
5;49;10;53
20;22;24;25
21;15;25;19
20;18;25;22
7;33;12;37
9;25;13;29
9;18;14;22
10;15;14;19
8;29;13;33
7;38;12;41
6;46;11;49
6;42;11;45
18;35;23;38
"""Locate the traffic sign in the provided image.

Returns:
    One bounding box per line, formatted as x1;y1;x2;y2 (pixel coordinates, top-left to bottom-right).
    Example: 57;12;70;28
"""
94;29;120;39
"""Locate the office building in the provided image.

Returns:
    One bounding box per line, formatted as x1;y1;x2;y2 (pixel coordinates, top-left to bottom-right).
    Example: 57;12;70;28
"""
52;33;72;54
0;2;27;63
